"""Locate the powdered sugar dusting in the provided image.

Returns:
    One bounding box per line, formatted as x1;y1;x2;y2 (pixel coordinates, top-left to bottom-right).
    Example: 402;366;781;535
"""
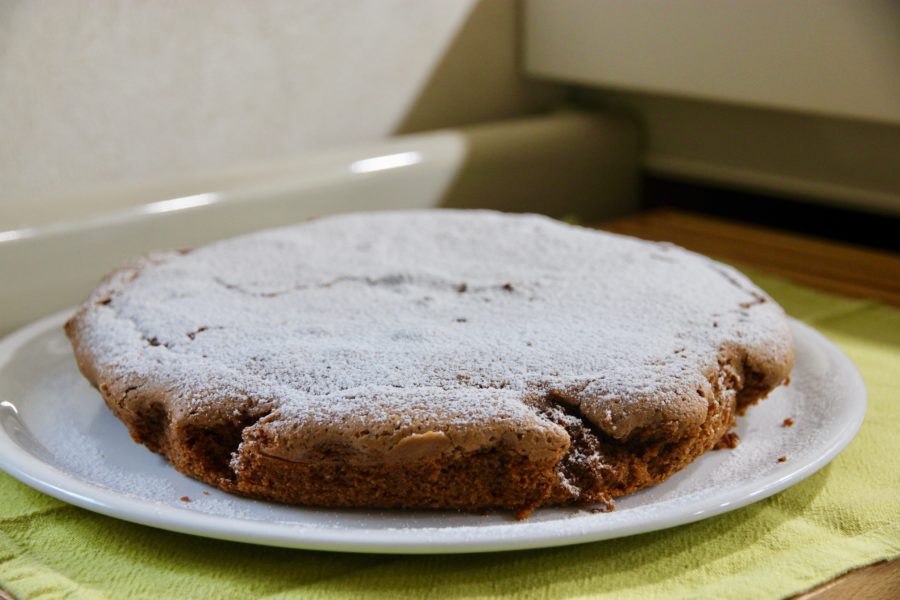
74;210;791;437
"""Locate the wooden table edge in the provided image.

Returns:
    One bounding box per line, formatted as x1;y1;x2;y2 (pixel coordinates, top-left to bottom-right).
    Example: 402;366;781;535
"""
600;209;900;306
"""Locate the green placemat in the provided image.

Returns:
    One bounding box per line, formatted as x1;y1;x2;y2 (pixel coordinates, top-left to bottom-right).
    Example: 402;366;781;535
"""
1;272;898;599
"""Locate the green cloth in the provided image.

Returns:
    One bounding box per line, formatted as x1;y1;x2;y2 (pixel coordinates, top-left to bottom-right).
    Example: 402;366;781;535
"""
1;272;898;600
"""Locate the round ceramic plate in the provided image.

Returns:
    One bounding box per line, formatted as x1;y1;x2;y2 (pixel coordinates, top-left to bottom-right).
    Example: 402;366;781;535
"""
0;311;865;554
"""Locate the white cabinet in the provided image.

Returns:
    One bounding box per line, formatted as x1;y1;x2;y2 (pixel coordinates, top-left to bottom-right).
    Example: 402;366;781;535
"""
524;0;900;213
525;0;900;124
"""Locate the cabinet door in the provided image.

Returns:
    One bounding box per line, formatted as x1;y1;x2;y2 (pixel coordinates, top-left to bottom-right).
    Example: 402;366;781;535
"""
525;0;900;124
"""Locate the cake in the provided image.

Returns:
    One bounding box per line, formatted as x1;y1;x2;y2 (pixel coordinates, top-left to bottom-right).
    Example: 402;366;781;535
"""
65;210;794;517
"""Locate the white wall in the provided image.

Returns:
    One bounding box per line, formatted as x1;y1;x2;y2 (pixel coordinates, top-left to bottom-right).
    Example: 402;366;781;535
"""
0;1;553;217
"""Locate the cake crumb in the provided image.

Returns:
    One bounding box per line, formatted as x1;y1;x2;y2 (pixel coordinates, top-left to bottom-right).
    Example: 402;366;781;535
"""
514;507;534;520
589;498;616;514
714;431;740;450
782;418;794;427
777;456;788;463
179;495;191;502
202;491;210;496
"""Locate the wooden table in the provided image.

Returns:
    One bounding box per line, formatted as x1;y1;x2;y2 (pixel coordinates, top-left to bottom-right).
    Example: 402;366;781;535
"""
601;209;900;306
601;210;900;599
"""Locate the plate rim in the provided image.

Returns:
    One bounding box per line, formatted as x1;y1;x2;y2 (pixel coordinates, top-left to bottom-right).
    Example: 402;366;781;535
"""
0;309;867;554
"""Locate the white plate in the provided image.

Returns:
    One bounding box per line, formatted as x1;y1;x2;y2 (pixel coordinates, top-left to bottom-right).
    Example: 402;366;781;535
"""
0;312;865;554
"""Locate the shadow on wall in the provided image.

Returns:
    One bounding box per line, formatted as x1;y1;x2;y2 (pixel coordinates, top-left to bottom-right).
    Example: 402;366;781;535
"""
438;111;640;222
393;0;559;135
394;0;639;221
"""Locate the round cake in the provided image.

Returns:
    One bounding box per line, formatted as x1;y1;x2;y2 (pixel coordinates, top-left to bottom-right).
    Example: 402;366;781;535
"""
65;210;793;517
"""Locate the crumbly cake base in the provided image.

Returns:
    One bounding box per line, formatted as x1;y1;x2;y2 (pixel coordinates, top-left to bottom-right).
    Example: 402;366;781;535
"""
68;320;775;516
226;388;749;517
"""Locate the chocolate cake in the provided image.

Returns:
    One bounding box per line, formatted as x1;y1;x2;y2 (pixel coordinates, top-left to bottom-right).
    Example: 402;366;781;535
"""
65;210;794;517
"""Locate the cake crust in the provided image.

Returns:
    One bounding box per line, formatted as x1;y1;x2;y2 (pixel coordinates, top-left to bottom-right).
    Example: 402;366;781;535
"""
65;210;793;515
